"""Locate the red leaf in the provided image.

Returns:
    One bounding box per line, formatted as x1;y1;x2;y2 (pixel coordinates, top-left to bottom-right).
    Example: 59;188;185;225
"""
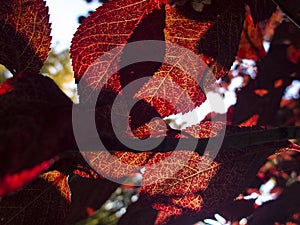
155;211;173;225
131;119;171;139
0;74;74;191
153;194;203;214
237;12;267;61
136;0;245;117
70;0;165;87
40;170;71;203
81;151;151;178
134;4;210;117
0;171;70;225
182;121;225;138
197;0;245;79
0;158;57;197
141;151;220;197
0;0;51;74
153;203;183;215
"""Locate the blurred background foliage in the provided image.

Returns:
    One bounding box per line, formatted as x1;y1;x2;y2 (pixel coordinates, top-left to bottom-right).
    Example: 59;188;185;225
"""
41;50;78;102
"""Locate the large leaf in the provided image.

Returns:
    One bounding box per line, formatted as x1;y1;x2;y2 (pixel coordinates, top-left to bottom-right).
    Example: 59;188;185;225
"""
0;74;75;195
0;0;51;74
136;0;245;117
0;171;70;225
70;0;165;88
140;123;293;215
0;158;56;197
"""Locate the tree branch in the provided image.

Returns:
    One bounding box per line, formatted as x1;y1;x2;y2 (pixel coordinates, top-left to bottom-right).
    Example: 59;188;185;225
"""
272;0;300;29
79;126;300;154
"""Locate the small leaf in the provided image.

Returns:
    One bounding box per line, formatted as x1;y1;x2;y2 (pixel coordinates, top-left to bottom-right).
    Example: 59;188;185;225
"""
237;12;267;61
0;0;51;74
245;0;277;25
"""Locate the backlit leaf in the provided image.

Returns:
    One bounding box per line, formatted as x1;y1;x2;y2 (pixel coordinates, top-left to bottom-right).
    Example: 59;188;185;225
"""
82;151;151;178
140;129;292;215
237;11;267;61
40;170;71;202
136;0;245;117
70;0;165;89
0;171;70;225
153;203;183;215
182;121;225;138
155;211;173;225
0;0;51;74
135;4;210;117
0;158;56;197
141;151;220;196
197;0;245;79
0;74;74;193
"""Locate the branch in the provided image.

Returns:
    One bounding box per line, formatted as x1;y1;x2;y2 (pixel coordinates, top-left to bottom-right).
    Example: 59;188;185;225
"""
272;0;300;29
79;126;300;154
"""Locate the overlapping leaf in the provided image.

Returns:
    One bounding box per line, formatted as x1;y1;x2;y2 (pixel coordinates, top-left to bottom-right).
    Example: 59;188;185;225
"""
82;151;151;178
136;0;245;117
0;74;74;195
141;151;220;213
0;0;51;74
141;151;220;196
135;4;210;117
0;171;70;225
197;0;245;80
70;0;165;90
0;158;56;197
68;0;299;221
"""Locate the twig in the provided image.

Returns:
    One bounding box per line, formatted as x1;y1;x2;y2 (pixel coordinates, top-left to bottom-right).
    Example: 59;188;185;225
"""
272;0;300;29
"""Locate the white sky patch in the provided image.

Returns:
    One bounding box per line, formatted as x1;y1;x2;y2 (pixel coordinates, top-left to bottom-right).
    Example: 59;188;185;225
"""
165;91;228;129
284;80;300;99
46;0;101;52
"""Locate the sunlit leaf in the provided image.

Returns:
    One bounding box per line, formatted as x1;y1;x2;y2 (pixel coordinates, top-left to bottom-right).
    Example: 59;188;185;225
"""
0;0;51;74
0;171;70;225
70;0;165;89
